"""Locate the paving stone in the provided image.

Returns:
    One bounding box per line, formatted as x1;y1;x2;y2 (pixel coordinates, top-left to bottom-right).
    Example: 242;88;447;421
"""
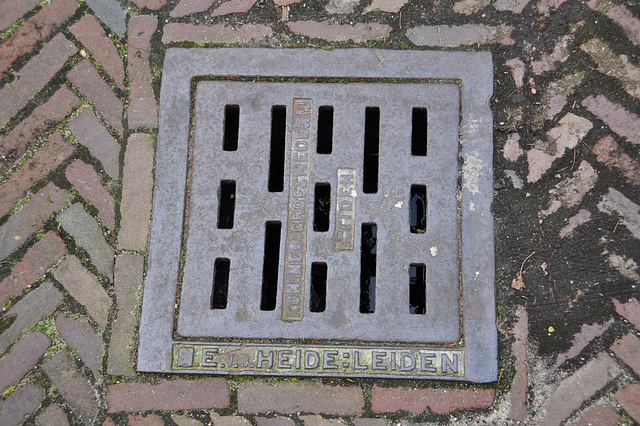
70;14;125;90
506;58;525;88
588;0;640;45
58;203;114;280
238;382;364;415
593;136;640;187
117;133;154;251
582;38;640;98
0;0;41;32
549;318;613;372
255;416;295;426
509;306;528;422
210;413;252;425
68;60;125;136
567;404;620;426
611;333;640;375
503;133;523;162
615;382;640;422
325;0;359;14
107;254;144;377
128;15;158;130
106;379;230;412
0;384;44;425
130;0;167;10
0;34;76;128
598;188;640;240
299;415;348;426
453;0;491;15
37;404;71;426
371;386;495;415
0;231;67;308
66;160;116;230
0;0;78;79
172;414;205;426
526;113;592;183
0;282;63;353
534;354;618;425
162;23;273;44
129;414;165;426
53;256;111;328
363;0;408;13
352;419;392;426
539;161;598;217
212;0;258;16
542;72;584;119
67;109;121;179
613;298;640;330
583;95;640;146
170;0;215;17
531;34;572;75
0;86;80;175
0;132;75;218
287;21;392;42
56;314;104;377
0;332;50;393
0;183;70;260
42;350;99;424
406;24;513;47
85;0;127;37
493;0;530;13
559;209;592;238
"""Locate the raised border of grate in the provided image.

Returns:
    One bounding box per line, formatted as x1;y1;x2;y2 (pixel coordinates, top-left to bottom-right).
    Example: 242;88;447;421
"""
138;48;496;382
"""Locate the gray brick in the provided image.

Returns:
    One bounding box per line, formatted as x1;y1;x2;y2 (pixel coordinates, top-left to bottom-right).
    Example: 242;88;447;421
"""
85;0;126;37
406;24;513;47
0;332;50;393
56;314;104;377
0;384;44;425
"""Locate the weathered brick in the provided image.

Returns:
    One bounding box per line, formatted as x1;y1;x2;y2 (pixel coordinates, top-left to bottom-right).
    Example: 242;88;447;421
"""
453;0;490;15
503;133;523;162
0;0;41;32
593;136;640;187
0;332;50;393
0;282;63;353
171;0;215;17
0;183;70;260
615;382;640;422
212;0;258;16
70;14;125;90
68;109;120;179
531;35;572;75
0;231;66;308
325;0;359;14
130;0;167;11
255;416;295;426
37;404;71;426
363;0;407;13
118;133;154;251
58;203;114;280
238;381;364;415
598;188;640;240
0;86;80;175
559;209;592;238
613;298;640;330
0;132;75;218
56;314;104;377
129;414;165;426
106;379;230;412
583;95;640;146
509;306;528;422
371;386;494;415
85;0;126;37
162;23;272;44
406;24;513;47
582;38;640;98
588;0;640;45
493;0;529;12
42;350;99;424
549;318;613;372
537;0;567;14
128;16;158;130
506;58;525;88
66;160;116;230
0;384;44;425
0;33;77;128
274;0;303;5
608;253;640;283
53;256;111;328
352;419;392;426
0;0;78;79
68;60;124;135
287;21;391;43
173;415;205;426
299;415;348;426
611;333;640;375
107;254;144;377
568;404;620;426
542;72;584;119
539;161;598;217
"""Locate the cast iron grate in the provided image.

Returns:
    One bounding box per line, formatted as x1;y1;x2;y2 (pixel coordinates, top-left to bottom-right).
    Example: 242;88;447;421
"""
138;48;496;382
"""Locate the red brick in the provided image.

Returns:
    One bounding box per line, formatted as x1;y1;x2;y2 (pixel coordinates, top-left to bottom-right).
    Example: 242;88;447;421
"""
0;332;50;393
371;386;494;415
170;0;215;17
0;384;44;425
70;14;125;90
0;33;77;128
130;0;167;10
56;314;104;377
37;404;70;426
106;379;230;412
128;16;158;130
0;183;70;260
0;231;67;308
588;0;640;45
611;333;640;375
287;21;392;43
212;0;258;16
593;136;640;186
615;382;640;422
583;95;640;146
509;306;528;421
238;381;364;415
0;0;41;32
162;23;272;44
613;298;640;330
0;86;80;174
0;132;75;218
0;0;78;79
66;160;116;230
549;318;613;372
68;60;124;135
568;404;620;426
129;414;165;426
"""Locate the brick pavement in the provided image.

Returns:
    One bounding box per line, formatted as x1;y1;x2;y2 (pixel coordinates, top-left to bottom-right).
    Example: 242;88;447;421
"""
1;0;639;424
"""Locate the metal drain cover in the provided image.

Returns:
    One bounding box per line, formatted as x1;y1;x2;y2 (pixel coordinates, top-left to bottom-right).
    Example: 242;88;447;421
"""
138;48;496;382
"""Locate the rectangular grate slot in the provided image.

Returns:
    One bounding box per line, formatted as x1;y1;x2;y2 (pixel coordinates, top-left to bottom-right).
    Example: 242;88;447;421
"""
260;221;282;311
211;258;230;309
268;105;286;192
360;222;377;314
409;263;426;315
363;107;380;194
223;105;239;151
317;106;334;154
309;262;327;313
410;184;427;234
217;180;236;229
411;107;428;156
313;182;331;232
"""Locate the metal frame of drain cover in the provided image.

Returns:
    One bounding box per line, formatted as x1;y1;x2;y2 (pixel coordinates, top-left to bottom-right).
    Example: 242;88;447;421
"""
138;48;496;382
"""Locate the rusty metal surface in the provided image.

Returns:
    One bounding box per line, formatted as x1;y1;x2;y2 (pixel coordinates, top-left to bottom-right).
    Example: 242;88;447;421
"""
138;48;496;382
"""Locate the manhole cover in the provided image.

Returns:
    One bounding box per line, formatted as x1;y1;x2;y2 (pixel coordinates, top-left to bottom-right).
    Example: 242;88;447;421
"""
138;48;496;382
